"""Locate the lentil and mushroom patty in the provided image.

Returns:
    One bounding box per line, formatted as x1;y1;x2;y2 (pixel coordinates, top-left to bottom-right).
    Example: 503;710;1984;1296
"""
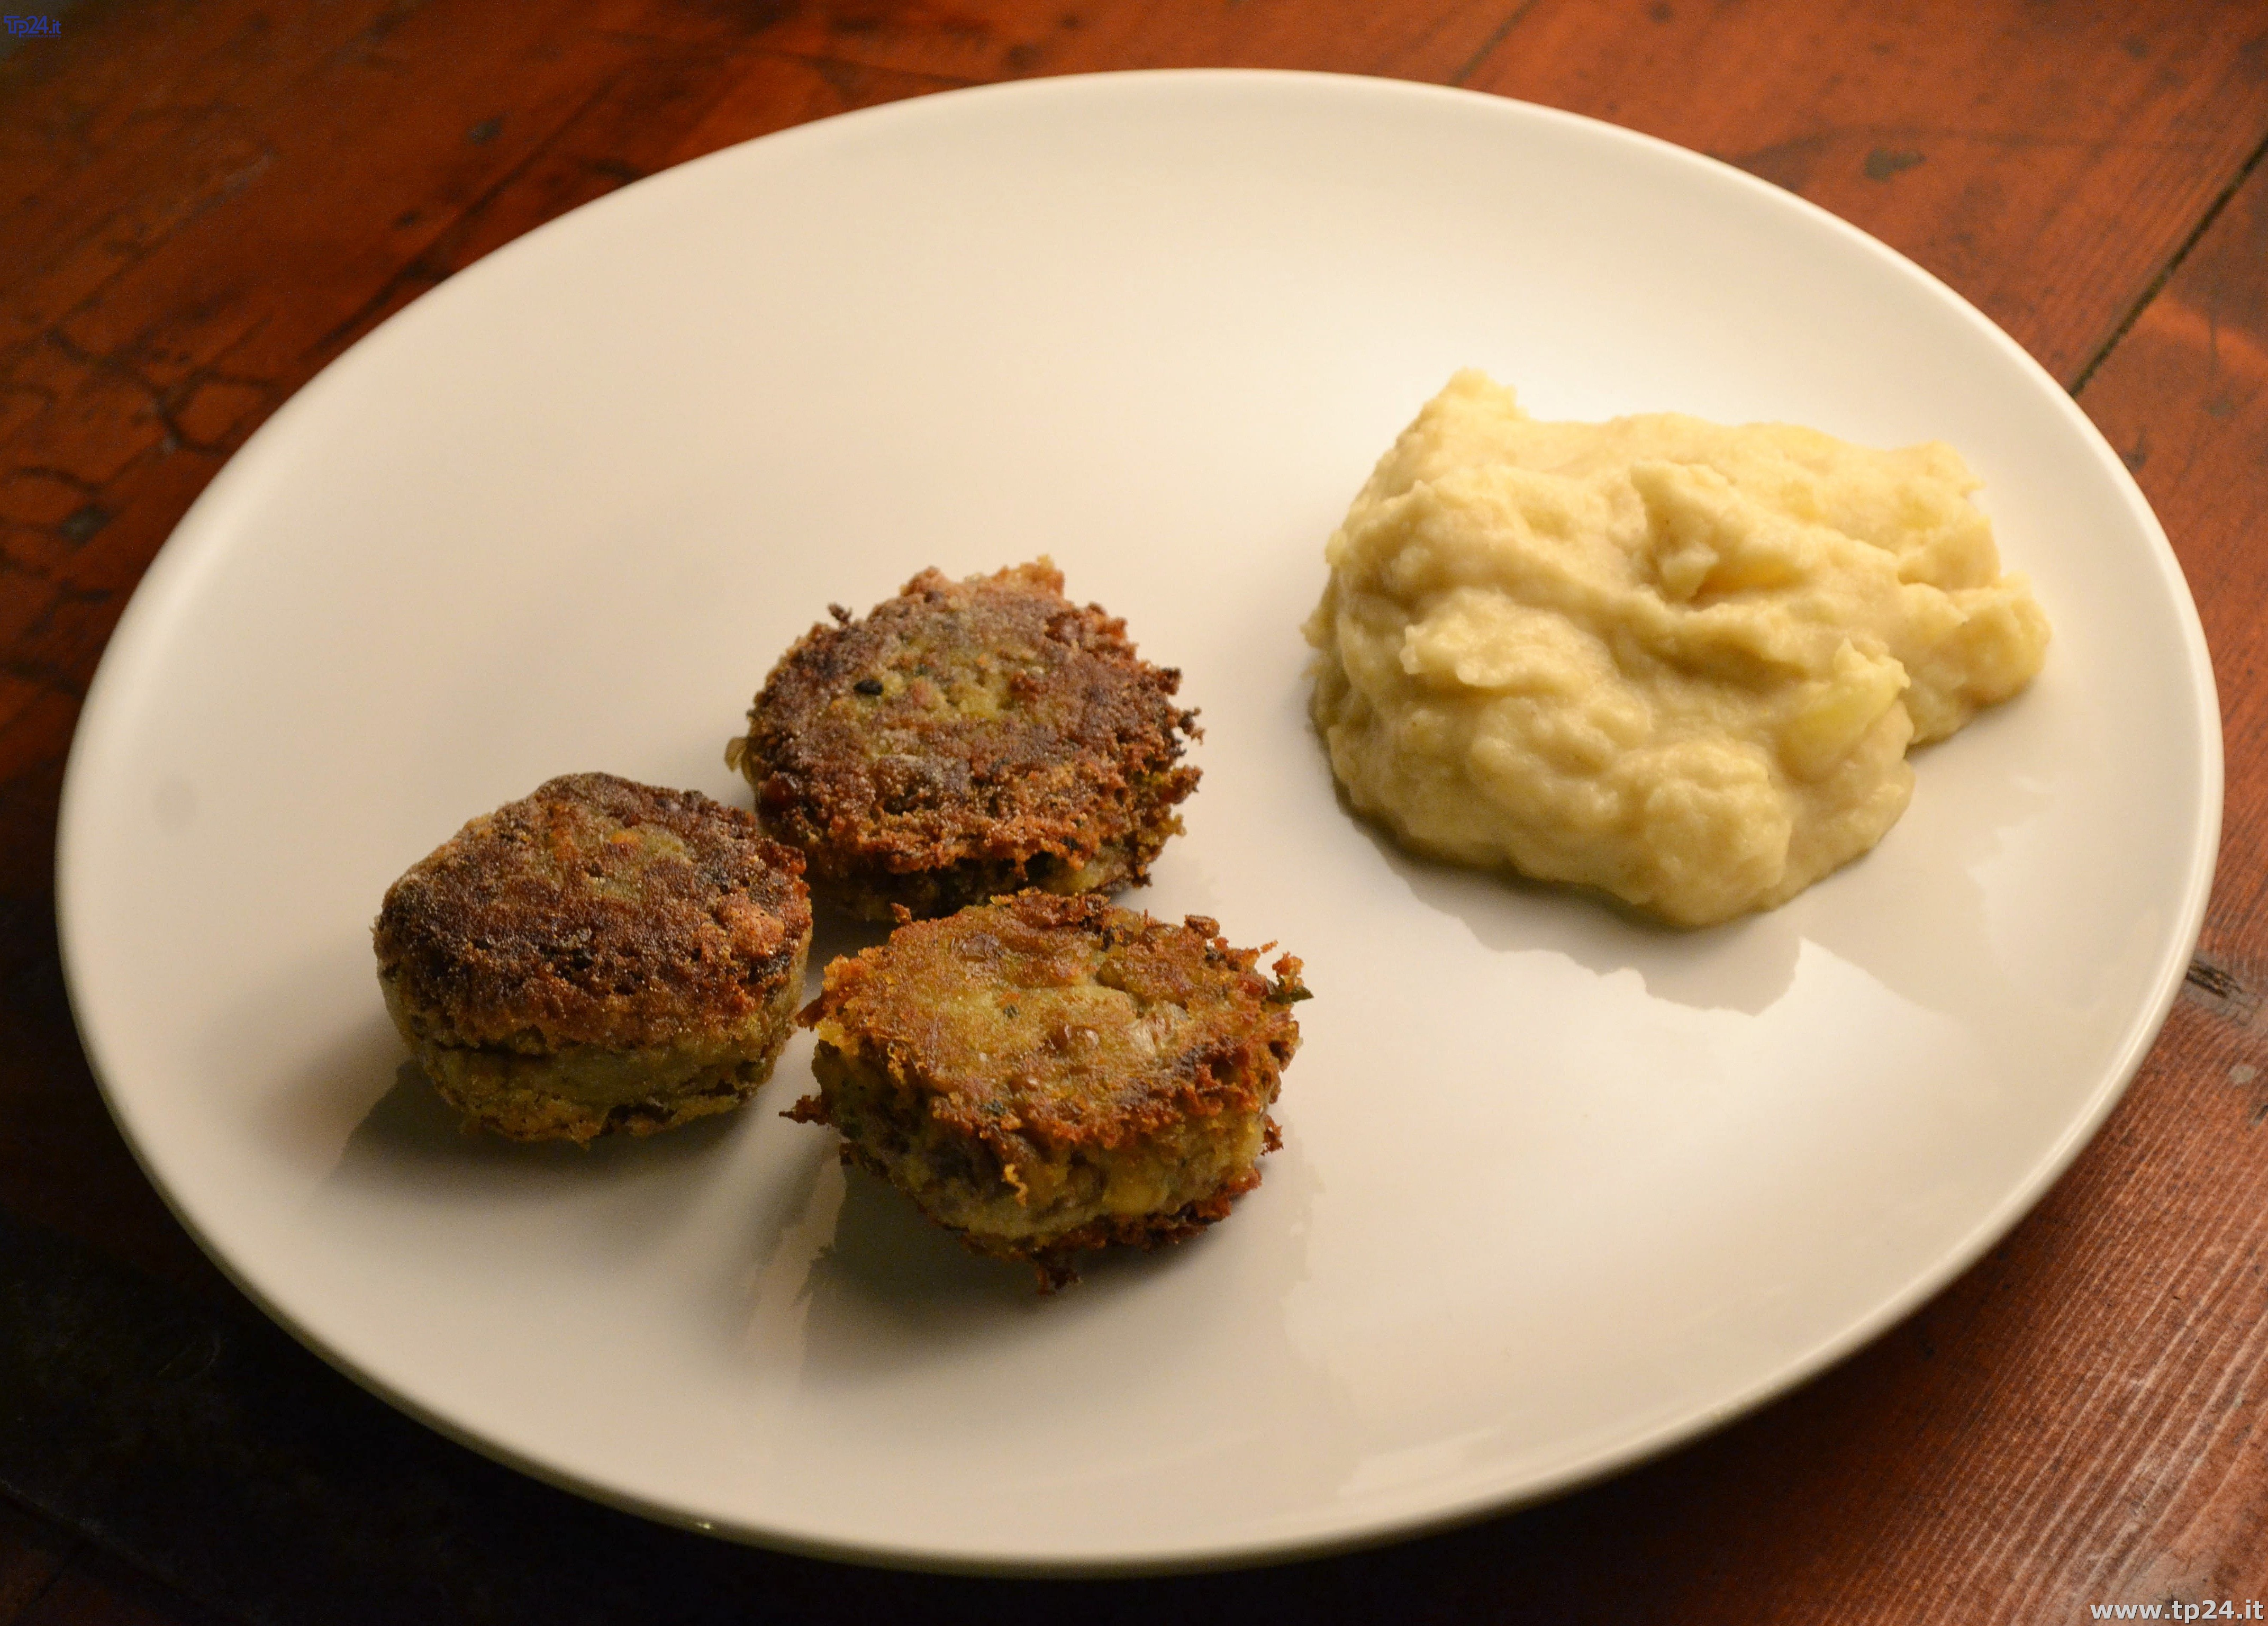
729;561;1200;920
791;890;1309;1290
374;772;811;1143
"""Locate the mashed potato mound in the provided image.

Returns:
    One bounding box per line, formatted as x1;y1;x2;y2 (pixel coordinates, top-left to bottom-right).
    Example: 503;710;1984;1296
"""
1306;371;2050;926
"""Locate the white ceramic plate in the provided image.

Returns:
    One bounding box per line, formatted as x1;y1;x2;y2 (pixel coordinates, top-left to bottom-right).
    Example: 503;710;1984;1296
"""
58;71;2218;1573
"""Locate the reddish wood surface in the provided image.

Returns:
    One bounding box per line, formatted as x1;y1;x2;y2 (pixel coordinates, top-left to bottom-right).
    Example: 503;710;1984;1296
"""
5;2;2268;1621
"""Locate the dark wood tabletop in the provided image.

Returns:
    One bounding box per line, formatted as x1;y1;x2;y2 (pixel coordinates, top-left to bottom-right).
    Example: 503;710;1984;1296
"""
5;2;2266;1621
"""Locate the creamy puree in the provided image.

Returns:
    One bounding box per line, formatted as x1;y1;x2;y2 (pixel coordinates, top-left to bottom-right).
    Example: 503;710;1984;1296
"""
1305;371;2050;926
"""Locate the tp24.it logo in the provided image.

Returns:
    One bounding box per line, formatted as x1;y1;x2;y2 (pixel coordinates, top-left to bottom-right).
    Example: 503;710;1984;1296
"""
2089;1604;2265;1621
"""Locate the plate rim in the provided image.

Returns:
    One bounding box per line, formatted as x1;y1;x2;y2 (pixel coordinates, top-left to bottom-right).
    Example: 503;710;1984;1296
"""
54;67;2225;1575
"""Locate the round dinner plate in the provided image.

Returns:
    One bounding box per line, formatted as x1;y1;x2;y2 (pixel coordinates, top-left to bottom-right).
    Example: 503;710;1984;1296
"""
58;71;2219;1571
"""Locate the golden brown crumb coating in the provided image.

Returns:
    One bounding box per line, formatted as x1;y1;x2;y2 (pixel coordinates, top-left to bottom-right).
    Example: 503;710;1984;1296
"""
791;890;1308;1290
729;560;1200;919
374;772;811;1143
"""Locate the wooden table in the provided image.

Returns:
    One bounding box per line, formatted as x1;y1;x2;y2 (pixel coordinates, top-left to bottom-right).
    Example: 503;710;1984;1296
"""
4;3;2264;1620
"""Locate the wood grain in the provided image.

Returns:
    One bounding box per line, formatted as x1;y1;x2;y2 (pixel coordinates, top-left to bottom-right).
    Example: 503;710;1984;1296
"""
2089;157;2268;955
11;1558;227;1626
0;1501;68;1626
1466;0;2268;385
1460;0;2268;383
5;1;2268;1619
716;0;1521;86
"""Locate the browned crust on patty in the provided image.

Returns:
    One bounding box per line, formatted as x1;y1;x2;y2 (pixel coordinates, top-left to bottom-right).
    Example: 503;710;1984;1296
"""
374;772;811;1053
729;560;1200;919
791;890;1307;1287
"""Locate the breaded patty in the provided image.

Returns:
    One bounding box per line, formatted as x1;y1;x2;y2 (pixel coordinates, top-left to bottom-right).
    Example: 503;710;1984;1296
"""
729;560;1200;920
791;890;1308;1290
374;772;812;1143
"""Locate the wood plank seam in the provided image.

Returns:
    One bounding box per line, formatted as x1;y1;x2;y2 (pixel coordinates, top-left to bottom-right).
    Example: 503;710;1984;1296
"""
2072;126;2268;395
755;44;974;94
1450;0;1540;85
306;73;635;358
0;1496;67;1626
2186;954;2261;1026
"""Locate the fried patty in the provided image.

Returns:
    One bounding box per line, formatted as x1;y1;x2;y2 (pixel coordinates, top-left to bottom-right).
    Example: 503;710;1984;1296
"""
791;890;1308;1290
374;772;812;1143
729;560;1200;920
